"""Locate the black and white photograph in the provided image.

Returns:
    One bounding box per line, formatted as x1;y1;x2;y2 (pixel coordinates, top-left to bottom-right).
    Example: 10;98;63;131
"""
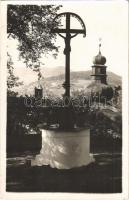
0;0;128;199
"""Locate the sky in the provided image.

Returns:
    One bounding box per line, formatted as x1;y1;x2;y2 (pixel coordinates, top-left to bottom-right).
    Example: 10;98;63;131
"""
7;1;128;84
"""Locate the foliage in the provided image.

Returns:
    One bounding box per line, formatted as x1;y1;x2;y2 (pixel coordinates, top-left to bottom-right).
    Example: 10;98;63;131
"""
71;85;122;139
7;53;23;97
7;96;40;135
71;84;122;109
7;5;61;69
111;85;122;111
7;96;89;135
90;110;122;139
7;83;122;143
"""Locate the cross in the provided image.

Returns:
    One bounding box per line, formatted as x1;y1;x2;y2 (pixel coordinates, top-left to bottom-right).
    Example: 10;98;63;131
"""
99;37;102;54
52;12;86;99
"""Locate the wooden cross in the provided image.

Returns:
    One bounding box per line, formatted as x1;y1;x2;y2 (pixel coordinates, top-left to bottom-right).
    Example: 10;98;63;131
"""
52;12;86;98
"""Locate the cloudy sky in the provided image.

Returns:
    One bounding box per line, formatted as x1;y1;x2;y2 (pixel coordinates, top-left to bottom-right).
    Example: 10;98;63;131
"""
7;1;128;84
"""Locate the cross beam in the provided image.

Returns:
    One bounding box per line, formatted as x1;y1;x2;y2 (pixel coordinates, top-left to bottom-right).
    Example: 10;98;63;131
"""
52;28;85;34
52;12;86;99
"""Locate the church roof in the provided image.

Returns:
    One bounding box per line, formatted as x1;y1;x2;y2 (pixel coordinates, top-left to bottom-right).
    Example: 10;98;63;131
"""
92;39;106;65
93;51;106;65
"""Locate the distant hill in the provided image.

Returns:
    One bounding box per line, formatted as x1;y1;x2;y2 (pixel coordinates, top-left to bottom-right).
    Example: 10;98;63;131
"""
13;66;66;85
15;70;121;97
46;70;121;85
40;66;65;78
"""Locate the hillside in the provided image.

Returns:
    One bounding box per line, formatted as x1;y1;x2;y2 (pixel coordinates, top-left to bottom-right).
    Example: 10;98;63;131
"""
46;70;121;85
15;70;121;97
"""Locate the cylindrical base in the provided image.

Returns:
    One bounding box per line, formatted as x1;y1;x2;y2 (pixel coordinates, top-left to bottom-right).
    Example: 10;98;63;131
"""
31;128;95;169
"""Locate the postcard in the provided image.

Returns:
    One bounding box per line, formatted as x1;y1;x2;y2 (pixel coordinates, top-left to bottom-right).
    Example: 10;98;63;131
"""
0;1;128;200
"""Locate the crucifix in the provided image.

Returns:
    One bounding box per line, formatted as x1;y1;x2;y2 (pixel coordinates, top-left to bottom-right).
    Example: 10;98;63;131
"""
52;12;86;98
32;13;94;168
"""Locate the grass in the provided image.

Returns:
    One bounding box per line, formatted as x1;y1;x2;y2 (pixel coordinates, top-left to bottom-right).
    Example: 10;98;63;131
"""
6;151;122;193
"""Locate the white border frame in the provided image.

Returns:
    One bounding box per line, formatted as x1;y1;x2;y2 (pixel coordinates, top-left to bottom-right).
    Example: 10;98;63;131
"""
0;1;128;200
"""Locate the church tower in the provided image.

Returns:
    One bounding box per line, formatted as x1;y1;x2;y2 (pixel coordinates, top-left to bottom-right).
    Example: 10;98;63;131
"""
91;39;107;84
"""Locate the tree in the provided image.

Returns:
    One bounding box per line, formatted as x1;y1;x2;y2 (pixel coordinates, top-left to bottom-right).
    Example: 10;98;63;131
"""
7;5;61;70
7;53;23;96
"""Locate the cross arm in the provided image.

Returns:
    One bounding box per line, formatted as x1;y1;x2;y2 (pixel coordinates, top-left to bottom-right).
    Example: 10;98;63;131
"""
51;28;85;34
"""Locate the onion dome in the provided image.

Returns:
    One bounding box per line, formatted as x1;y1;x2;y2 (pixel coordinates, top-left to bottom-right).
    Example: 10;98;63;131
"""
93;52;106;65
93;39;106;65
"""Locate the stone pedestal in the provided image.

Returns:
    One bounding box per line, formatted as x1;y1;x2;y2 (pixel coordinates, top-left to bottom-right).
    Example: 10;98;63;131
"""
31;128;94;169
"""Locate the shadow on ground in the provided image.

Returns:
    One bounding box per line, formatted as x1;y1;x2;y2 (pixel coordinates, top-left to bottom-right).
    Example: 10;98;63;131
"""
6;152;122;193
